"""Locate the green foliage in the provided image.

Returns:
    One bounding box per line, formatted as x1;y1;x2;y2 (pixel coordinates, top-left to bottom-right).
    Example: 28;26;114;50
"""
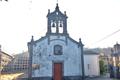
99;60;106;75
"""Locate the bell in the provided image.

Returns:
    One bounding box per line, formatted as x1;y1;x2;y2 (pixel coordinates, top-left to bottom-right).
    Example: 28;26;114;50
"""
52;23;55;27
60;23;62;27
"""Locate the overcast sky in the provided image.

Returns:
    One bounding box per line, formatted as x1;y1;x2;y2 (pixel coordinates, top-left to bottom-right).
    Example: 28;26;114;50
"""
0;0;120;54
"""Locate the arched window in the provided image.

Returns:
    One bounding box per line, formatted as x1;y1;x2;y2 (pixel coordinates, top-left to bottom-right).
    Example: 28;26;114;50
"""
54;45;63;55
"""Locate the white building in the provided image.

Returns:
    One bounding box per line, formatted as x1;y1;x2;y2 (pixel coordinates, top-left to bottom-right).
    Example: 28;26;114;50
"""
28;4;84;80
84;50;100;77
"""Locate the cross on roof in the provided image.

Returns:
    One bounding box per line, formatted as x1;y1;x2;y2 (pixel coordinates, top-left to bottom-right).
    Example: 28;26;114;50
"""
57;0;58;4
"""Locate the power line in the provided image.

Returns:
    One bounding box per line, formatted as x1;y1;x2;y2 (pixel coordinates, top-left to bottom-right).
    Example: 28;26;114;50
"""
97;28;120;43
89;28;120;46
0;0;8;1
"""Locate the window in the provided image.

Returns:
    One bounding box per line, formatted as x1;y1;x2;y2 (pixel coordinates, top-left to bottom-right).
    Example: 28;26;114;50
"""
54;45;63;55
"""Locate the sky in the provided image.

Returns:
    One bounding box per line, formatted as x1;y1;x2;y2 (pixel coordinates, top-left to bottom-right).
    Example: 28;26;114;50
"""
0;0;120;54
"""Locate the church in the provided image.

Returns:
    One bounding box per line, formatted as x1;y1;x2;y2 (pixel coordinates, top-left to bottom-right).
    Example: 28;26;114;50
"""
28;3;84;80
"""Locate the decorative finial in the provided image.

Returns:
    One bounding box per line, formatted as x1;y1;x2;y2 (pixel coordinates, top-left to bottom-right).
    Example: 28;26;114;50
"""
79;38;84;46
31;36;34;42
48;9;50;13
64;11;66;15
55;3;59;11
79;38;81;42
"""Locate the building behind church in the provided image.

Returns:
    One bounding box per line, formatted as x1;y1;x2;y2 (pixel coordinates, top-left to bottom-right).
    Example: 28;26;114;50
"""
110;43;120;79
0;45;13;74
84;50;100;77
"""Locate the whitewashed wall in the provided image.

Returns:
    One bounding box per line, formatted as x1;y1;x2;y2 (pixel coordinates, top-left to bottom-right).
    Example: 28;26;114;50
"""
32;35;82;77
84;55;100;77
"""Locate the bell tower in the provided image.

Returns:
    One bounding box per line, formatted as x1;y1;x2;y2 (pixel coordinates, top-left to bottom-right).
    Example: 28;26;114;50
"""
46;4;68;35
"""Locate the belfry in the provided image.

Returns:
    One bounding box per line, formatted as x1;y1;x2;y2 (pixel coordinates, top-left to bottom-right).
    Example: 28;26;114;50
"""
46;4;68;35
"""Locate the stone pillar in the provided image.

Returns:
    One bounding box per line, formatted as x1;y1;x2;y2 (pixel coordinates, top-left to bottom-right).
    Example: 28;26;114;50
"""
79;38;85;80
28;36;34;79
81;45;85;80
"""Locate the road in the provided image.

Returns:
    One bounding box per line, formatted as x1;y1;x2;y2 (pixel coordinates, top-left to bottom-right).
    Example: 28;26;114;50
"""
85;77;113;80
85;73;114;80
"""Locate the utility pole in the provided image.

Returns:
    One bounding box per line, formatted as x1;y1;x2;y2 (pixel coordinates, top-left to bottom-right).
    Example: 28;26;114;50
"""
0;45;1;80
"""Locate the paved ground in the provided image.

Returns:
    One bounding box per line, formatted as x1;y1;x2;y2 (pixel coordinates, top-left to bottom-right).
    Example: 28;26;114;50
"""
85;73;114;80
85;77;113;80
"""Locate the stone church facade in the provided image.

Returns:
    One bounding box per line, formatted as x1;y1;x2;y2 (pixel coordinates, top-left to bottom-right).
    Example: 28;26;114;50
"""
28;4;84;80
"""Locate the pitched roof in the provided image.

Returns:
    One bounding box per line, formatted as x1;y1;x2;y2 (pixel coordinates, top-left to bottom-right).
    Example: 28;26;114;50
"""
84;50;99;55
28;34;84;47
0;51;13;59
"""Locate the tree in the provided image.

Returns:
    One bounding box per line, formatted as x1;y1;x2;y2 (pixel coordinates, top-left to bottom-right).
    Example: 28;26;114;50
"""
99;60;106;75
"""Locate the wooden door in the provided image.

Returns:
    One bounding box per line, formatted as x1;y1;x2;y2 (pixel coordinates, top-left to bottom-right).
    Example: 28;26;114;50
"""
53;63;63;80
